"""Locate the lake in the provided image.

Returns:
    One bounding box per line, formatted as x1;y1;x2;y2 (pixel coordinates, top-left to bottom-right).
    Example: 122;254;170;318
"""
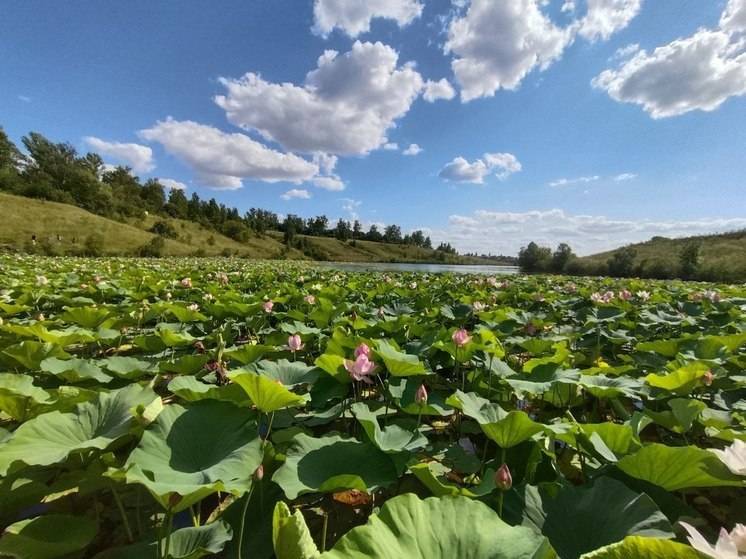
313;261;521;275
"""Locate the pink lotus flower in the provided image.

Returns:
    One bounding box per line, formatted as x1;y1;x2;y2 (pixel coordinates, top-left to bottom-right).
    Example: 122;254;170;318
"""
495;464;512;491
288;334;303;352
263;300;274;313
304;294;316;305
344;354;376;384
180;277;192;288
703;370;714;386
254;464;264;481
618;289;632;301
415;384;428;405
590;291;614;304
216;272;229;286
354;343;371;359
452;329;472;347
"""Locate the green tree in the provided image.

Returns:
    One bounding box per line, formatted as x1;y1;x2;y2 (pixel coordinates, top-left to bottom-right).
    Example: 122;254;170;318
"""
551;243;575;273
383;224;402;243
607;247;637;277
518;242;552;273
679;242;700;279
164;188;189;219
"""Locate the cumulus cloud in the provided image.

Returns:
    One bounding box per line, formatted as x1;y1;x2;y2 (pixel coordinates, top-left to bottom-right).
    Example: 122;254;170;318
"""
423;78;456;102
215;41;425;156
549;175;600;187
281;189;312;200
341;198;363;220
432;208;746;255
83;136;155;173
578;0;642;42
312;0;423;38
614;172;637;181
445;0;572;101
158;178;187;191
593;2;746;118
139;118;318;190
402;143;423;156
383;142;399;150
312;176;346;191
439;152;521;184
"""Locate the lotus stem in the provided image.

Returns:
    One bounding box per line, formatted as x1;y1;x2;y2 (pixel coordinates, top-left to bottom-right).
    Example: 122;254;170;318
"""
237;484;256;559
161;510;174;559
111;484;134;542
321;511;329;552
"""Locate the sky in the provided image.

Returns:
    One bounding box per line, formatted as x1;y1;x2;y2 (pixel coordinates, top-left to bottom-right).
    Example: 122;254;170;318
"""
2;0;746;256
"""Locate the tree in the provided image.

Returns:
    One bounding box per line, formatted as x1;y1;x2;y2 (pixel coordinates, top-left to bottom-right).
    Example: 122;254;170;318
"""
164;188;189;219
353;220;362;240
518;242;552;273
0;127;23;171
383;224;402;244
307;215;329;236
607;247;637;277
366;224;383;242
551;243;575;273
334;219;352;241
141;179;166;214
283;214;304;245
679;243;700;279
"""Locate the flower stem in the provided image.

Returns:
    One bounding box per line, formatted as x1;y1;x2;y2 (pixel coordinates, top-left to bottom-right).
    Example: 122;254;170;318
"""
237;484;256;559
111;484;133;542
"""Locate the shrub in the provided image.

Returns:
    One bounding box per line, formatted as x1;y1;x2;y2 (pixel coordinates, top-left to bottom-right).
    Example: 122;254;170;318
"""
83;233;105;256
149;220;178;239
139;236;165;257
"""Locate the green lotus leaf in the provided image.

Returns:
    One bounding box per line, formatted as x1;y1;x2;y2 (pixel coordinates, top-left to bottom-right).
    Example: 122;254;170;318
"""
321;493;556;559
246;359;320;386
617;444;745;491
446;390;506;424
644;363;710;395
504;368;581;397
229;371;306;413
481;411;545;448
272;433;399;499
121;401;262;511
60;306;111;328
578;423;641;457
0;373;52;421
158;355;210;375
40;357;113;384
314;353;350;383
538;478;673;559
166;304;208;323
0;384;158;475
523;342;571;373
578;536;700;558
168;376;249;405
103;356;156;379
375;339;427;376
579;375;645;399
0;514;97;559
409;462;496;498
2;341;70;370
644;399;706;434
273;501;320;559
94;521;232;559
225;344;273;365
351;402;427;453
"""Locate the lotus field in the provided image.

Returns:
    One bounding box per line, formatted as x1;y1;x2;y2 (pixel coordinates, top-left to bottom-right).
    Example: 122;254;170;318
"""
0;255;745;559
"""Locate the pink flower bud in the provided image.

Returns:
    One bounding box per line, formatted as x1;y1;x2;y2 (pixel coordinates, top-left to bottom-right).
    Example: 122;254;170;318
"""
304;294;316;305
452;329;471;347
495;463;512;491
354;343;371;358
415;384;428;405
263;300;274;313
254;464;264;481
288;334;303;352
703;370;714;386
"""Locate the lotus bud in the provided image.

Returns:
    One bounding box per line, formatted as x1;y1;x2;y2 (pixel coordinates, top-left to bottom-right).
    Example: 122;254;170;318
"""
193;341;205;354
703;370;714;386
254;464;264;481
288;334;303;352
415;384;428;406
495;463;512;491
35;313;45;322
263;300;274;313
354;343;371;358
452;328;471;347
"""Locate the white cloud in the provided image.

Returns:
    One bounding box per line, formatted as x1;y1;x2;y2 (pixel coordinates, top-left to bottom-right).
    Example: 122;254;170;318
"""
445;0;573;101
83;136;155;174
341;198;363;220
614;172;637;181
281;189;312;200
215;41;425;156
593;2;746;118
139;118;318;190
439;152;521;184
383;142;399;150
578;0;642;42
549;175;600;187
721;0;746;32
432;208;746;255
313;176;346;191
312;0;423;38
158;178;187;191
402;143;423;156
423;78;456;102
610;43;640;61
311;152;345;190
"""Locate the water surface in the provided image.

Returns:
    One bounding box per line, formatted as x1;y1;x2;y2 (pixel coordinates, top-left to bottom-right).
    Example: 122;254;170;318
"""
314;261;520;275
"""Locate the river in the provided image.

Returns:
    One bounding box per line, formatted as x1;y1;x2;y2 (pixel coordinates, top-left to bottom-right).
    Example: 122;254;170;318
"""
313;261;520;275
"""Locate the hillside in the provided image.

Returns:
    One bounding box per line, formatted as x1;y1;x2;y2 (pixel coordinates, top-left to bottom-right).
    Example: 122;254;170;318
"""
576;229;746;282
0;193;491;264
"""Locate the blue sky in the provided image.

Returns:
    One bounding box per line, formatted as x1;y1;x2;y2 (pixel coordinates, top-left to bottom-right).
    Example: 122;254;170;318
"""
2;0;746;255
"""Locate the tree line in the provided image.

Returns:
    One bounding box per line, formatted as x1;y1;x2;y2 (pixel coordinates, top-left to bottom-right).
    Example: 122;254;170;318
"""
0;127;435;251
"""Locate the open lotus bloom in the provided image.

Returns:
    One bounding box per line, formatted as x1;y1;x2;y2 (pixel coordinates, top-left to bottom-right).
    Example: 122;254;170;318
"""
711;439;746;476
344;354;376;384
680;522;746;559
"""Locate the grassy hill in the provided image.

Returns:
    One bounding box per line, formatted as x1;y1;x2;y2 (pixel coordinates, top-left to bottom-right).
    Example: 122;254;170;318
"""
576;230;746;282
0;193;492;264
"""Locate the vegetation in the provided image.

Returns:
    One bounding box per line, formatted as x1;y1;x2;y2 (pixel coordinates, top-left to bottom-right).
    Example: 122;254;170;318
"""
0;256;743;557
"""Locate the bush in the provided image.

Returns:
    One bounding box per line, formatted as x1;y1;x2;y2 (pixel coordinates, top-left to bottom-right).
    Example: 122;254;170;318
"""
149;220;178;239
83;233;105;256
138;236;165;257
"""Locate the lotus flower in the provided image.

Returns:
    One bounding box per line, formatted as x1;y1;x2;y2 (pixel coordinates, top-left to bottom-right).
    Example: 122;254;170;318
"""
263;300;274;313
304;294;316;305
36;275;48;286
187;303;199;312
680;521;746;558
164;292;172;300
495;464;512;491
711;439;746;476
618;289;632;301
288;334;303;352
254;464;264;481
354;343;371;358
415;384;428;405
452;329;472;347
703;370;714;386
180;277;192;288
344;354;376;384
472;301;486;312
636;290;651;301
590;290;615;304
